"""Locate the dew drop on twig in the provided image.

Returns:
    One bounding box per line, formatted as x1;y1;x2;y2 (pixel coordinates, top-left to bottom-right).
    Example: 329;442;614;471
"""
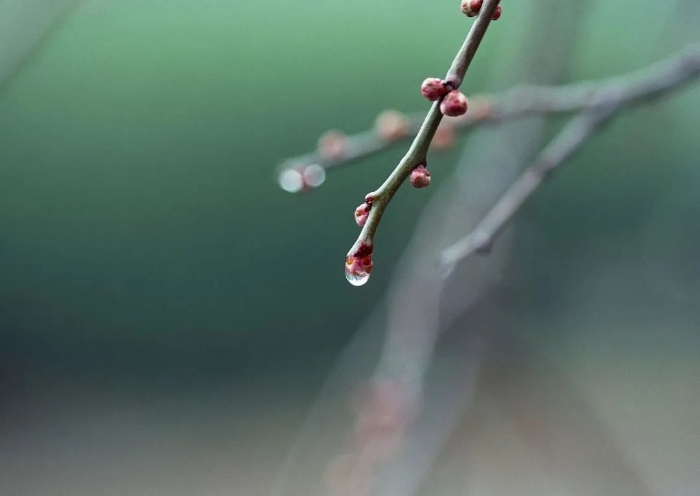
345;255;372;287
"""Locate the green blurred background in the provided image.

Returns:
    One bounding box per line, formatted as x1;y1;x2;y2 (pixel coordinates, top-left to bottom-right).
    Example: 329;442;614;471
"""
0;1;699;495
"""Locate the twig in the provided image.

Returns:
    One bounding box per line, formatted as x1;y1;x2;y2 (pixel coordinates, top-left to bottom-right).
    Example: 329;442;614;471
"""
344;0;502;275
442;109;613;269
441;43;700;271
278;43;700;179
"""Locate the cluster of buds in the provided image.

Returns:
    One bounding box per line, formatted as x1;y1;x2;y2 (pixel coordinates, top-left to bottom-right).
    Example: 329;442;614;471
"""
420;77;469;117
460;0;502;19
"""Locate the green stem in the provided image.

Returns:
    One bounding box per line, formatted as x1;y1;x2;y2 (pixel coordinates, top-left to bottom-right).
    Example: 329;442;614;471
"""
347;0;502;259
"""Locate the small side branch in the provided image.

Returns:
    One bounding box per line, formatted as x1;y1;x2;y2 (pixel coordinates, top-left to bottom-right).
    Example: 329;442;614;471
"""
278;43;700;179
441;43;700;271
441;108;613;269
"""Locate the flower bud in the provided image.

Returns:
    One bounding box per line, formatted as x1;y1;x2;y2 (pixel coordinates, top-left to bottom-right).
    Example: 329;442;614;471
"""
354;202;371;227
440;90;468;117
375;109;410;142
318;129;347;161
460;0;482;17
420;77;447;101
410;164;431;188
492;5;502;20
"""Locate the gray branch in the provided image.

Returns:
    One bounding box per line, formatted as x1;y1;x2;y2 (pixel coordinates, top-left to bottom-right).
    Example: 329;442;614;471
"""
441;42;700;271
278;43;700;178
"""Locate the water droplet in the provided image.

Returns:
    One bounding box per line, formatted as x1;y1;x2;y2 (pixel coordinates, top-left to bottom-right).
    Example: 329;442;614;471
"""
345;267;370;286
302;164;326;188
345;255;372;287
278;168;304;193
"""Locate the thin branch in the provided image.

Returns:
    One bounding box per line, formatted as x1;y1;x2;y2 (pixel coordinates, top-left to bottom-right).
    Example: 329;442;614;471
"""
278;42;700;178
441;42;700;271
442;109;613;269
345;0;502;262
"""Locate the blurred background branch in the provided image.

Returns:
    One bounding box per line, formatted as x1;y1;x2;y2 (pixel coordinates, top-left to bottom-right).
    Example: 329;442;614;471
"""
443;42;700;269
278;43;700;194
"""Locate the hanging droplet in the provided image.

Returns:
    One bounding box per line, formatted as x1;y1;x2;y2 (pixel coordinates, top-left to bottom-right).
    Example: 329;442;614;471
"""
278;168;304;193
345;254;373;287
345;266;370;286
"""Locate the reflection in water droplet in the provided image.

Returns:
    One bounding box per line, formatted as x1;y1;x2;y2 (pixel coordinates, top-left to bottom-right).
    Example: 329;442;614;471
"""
345;267;370;286
278;169;304;193
303;164;326;188
345;255;372;287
